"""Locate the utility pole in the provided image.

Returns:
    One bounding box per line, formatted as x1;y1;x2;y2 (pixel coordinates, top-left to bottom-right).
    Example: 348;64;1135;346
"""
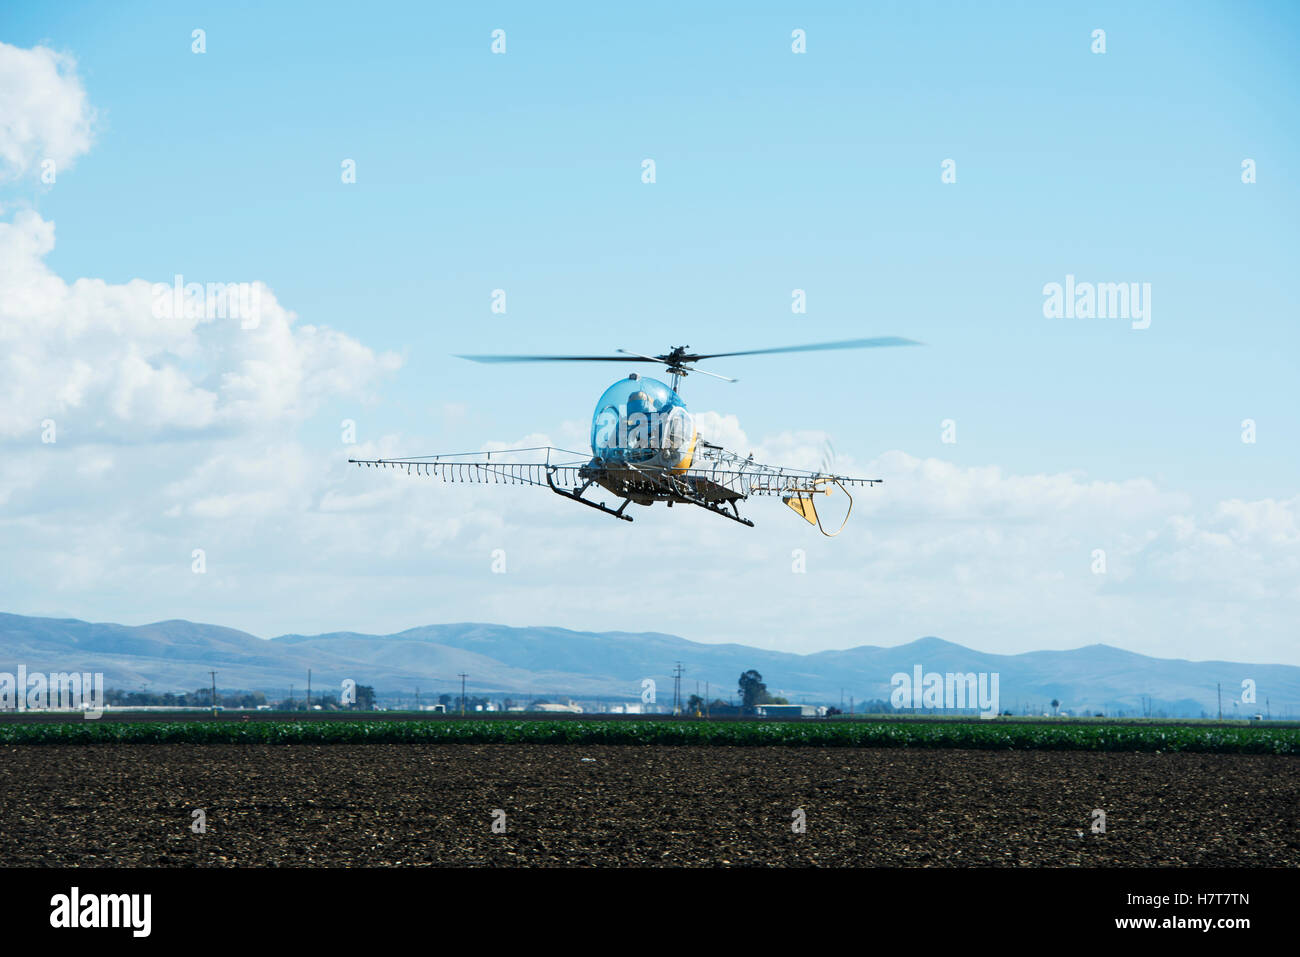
850;695;854;716
459;673;468;715
307;669;311;711
672;662;684;716
705;681;710;719
209;671;217;715
1217;682;1222;720
289;684;294;709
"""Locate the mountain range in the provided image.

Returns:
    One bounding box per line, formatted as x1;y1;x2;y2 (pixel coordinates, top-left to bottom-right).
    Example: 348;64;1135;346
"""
1;612;1296;718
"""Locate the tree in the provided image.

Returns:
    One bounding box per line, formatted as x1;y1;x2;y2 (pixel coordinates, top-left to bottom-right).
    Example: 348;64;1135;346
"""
686;694;704;714
738;670;768;710
1051;698;1061;715
354;685;376;710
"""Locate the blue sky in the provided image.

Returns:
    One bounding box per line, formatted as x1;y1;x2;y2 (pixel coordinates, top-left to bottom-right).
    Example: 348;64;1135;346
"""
1;2;1297;665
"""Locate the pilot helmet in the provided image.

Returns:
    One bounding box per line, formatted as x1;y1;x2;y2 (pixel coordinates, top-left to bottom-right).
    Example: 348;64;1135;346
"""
626;391;656;416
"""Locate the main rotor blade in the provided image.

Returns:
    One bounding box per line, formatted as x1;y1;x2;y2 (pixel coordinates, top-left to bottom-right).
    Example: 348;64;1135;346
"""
615;348;669;363
457;353;645;364
688;366;738;383
685;337;922;361
458;337;922;367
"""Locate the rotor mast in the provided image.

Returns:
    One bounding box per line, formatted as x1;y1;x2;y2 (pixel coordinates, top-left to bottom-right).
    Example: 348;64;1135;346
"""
664;346;689;393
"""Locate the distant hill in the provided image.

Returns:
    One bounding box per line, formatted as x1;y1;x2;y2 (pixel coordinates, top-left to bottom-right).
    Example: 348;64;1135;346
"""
1;613;1297;717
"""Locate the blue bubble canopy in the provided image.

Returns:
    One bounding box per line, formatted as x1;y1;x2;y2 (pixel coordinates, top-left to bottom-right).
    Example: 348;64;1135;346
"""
590;374;695;468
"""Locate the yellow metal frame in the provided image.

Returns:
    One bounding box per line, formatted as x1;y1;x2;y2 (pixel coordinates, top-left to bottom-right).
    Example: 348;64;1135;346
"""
782;477;854;537
672;430;699;472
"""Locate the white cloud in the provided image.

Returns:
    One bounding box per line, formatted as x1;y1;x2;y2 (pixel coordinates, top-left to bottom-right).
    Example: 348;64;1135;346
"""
1212;497;1300;548
0;42;94;180
10;396;1299;663
0;210;401;440
0;232;1292;661
1143;495;1300;602
692;410;748;452
861;450;1179;523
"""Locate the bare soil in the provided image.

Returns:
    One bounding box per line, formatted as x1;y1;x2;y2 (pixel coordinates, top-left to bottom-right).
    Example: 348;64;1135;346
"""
1;744;1295;866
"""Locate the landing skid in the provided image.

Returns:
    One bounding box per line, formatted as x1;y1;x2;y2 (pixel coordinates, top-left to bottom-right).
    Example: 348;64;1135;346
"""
545;468;756;528
679;492;755;528
546;471;634;522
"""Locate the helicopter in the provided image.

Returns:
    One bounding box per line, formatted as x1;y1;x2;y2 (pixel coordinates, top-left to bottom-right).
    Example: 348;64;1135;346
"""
348;337;920;536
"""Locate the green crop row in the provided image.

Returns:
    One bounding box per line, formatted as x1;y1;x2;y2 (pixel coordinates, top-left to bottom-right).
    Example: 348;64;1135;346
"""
1;719;1297;753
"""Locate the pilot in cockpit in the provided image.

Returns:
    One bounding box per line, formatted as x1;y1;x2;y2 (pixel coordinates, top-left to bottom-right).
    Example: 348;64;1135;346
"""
624;390;659;450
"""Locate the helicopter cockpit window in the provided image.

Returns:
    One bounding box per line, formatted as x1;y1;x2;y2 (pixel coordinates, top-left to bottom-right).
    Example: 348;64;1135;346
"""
590;375;690;463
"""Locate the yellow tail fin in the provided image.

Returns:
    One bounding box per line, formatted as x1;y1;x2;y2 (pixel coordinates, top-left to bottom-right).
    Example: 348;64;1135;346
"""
783;493;818;525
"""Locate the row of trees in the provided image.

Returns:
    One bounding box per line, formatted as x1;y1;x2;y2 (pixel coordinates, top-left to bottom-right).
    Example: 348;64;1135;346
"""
105;688;269;709
102;686;532;713
103;686;378;710
108;671;907;715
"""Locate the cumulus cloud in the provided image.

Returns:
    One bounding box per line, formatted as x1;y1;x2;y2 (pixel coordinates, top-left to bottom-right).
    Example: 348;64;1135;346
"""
0;42;94;180
3;396;1297;663
860;450;1179;523
0;210;401;440
692;410;748;452
0;220;1292;661
1143;495;1300;602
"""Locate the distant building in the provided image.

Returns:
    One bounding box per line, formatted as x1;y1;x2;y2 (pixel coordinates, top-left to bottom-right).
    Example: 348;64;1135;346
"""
533;702;583;714
755;704;820;718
